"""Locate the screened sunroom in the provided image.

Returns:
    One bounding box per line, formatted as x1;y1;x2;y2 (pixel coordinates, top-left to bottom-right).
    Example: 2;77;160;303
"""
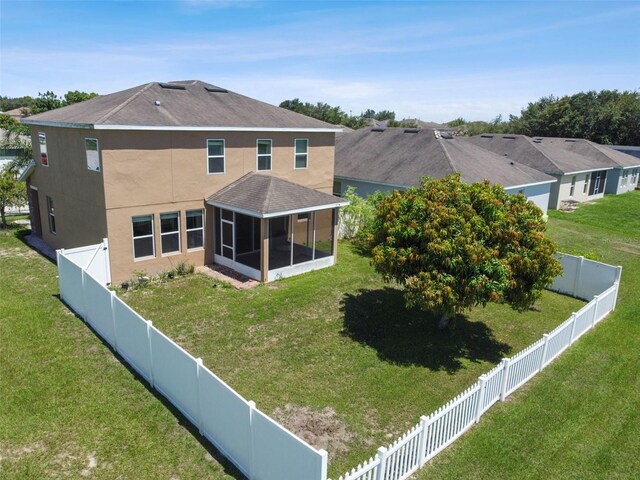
207;173;348;282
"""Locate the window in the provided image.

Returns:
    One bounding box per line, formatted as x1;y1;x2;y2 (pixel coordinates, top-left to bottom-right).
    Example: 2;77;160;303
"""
85;138;100;172
583;173;590;194
297;212;309;222
39;132;48;166
257;139;272;171
132;215;154;259
632;168;639;184
160;212;180;254
294;138;308;169
569;176;576;197
621;170;628;186
333;181;342;197
46;196;56;234
186;209;204;250
207;139;225;174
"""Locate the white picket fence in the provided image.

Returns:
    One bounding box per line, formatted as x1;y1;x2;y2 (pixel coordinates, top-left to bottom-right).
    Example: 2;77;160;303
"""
334;254;621;480
57;243;621;480
57;242;328;480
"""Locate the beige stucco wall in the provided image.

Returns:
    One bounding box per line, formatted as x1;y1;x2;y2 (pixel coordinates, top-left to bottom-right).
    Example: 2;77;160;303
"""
554;172;605;209
100;130;335;283
27;126;107;250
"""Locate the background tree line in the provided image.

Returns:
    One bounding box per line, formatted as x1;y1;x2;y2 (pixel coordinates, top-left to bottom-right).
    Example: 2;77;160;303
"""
281;90;640;146
447;90;640;146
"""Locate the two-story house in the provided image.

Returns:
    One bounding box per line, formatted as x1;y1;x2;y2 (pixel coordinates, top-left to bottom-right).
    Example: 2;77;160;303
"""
22;80;346;283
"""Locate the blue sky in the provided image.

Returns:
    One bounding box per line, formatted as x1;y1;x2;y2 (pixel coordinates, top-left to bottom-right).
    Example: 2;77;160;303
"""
1;0;639;122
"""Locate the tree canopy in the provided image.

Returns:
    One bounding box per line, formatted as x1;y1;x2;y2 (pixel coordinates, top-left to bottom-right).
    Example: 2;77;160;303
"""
279;99;416;129
0;166;28;228
367;175;562;319
448;90;640;145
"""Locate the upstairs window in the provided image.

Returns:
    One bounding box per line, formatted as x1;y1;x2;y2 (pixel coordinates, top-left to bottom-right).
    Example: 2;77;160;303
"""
257;139;272;171
132;215;154;259
207;139;225;174
85;138;100;172
46;196;56;234
39;132;48;166
294;138;308;169
186;209;204;250
160;212;180;254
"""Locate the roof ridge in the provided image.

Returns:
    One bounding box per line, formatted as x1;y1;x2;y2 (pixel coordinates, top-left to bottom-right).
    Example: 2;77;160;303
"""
437;137;457;174
263;175;277;211
94;82;156;124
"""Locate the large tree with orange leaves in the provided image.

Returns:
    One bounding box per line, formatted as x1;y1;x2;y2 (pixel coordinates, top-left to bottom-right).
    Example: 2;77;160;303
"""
368;174;562;320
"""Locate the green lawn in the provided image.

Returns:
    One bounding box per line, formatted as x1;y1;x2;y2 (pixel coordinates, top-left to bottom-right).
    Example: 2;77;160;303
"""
417;190;640;479
119;246;582;476
3;190;636;479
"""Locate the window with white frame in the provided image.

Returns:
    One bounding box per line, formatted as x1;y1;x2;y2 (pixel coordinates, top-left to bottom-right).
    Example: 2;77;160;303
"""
160;212;180;254
257;139;272;171
46;196;56;234
632;168;639;183
85;138;100;172
207;139;225;174
569;175;576;197
186;209;204;250
294;138;308;169
583;173;590;194
39;132;48;166
132;215;154;259
621;169;628;186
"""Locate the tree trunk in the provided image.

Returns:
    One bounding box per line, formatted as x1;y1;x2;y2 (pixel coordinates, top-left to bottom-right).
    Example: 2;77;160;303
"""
0;205;6;229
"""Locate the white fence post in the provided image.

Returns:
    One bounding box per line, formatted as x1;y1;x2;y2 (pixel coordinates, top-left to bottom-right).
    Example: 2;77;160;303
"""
196;358;204;436
475;376;487;423
591;296;600;327
248;400;256;480
375;446;388;480
110;290;118;351
572;255;584;297
499;358;511;402
146;320;155;388
615;265;623;284
539;334;550;372
318;449;328;480
418;415;429;465
612;281;620;311
569;313;578;345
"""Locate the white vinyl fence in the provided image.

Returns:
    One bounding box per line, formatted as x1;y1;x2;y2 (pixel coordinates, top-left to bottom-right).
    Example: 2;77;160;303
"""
334;254;621;480
57;242;327;480
57;243;621;480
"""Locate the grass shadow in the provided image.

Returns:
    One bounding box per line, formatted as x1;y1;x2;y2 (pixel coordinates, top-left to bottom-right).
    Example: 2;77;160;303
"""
52;294;247;480
340;287;511;374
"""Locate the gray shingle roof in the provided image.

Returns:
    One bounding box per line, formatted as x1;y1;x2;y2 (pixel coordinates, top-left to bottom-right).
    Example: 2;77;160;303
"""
466;134;625;174
543;138;640;168
23;80;338;130
335;128;555;189
206;173;347;217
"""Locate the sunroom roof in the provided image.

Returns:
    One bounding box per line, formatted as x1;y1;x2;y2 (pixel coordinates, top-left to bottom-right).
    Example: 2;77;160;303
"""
206;173;348;218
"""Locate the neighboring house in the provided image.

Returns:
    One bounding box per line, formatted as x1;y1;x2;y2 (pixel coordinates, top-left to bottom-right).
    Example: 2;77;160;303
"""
334;128;556;214
22;80;346;284
539;138;640;196
466;134;623;210
610;145;640;160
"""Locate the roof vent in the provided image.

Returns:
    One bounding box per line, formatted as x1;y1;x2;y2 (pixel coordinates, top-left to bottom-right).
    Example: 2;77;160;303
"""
371;127;385;132
480;134;493;138
510;161;514;165
564;139;577;143
154;100;161;106
503;136;516;140
159;83;186;90
205;87;229;93
532;140;542;143
404;128;419;133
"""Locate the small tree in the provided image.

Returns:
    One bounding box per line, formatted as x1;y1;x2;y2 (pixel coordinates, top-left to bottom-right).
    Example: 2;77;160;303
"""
0;167;28;228
369;174;562;322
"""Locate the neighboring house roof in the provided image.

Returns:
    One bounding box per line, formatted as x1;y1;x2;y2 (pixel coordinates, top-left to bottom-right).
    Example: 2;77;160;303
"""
2;107;30;120
610;145;640;160
18;159;36;181
334;128;555;190
206;172;348;218
466;134;620;175
541;138;640;169
23;80;340;132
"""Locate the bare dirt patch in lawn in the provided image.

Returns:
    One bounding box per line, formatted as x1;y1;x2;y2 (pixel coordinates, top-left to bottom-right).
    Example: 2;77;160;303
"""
271;404;353;456
0;246;39;259
0;442;46;461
